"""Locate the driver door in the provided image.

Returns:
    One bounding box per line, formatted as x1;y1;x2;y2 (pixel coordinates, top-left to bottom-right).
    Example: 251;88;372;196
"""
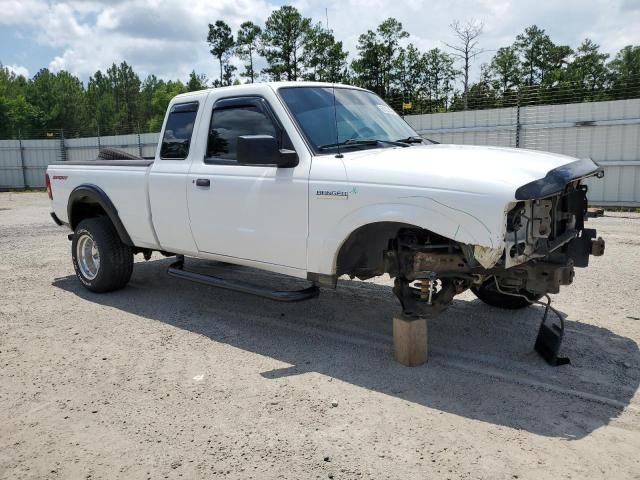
186;95;308;270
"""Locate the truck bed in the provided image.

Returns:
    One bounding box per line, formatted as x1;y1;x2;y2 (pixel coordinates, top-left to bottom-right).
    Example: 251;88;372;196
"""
47;160;158;249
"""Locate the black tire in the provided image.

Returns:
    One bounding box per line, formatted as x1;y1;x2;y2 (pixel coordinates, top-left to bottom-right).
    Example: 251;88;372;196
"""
471;279;543;310
72;217;133;292
97;148;141;160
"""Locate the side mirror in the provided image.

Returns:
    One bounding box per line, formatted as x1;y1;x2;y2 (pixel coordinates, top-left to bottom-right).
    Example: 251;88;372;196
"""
237;135;298;168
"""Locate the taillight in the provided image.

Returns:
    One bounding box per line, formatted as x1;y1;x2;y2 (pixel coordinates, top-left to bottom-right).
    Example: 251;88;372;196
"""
45;173;53;200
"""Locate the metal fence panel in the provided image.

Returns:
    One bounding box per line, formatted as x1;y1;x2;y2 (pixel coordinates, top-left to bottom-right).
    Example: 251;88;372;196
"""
21;139;61;188
1;133;161;189
405;98;640;206
99;133;142;158
583;162;640;205
409;106;518;148
64;133;160;163
140;133;160;158
0;138;61;188
65;137;101;162
0;140;24;189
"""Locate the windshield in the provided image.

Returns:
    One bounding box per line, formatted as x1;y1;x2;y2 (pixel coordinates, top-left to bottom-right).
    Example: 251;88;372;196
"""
278;86;424;153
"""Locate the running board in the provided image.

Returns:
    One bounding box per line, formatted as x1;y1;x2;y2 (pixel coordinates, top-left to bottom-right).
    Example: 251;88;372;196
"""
167;257;319;302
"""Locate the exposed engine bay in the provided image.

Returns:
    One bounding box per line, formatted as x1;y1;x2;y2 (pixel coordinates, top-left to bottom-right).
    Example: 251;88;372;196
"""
385;181;605;319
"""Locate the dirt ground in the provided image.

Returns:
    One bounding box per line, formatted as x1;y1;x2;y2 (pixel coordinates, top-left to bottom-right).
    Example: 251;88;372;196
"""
1;192;639;480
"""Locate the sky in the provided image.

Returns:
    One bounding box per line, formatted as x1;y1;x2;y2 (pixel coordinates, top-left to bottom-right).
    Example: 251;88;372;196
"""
0;0;639;85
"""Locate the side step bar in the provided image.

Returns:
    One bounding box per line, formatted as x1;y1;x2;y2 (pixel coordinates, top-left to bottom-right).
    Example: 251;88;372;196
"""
167;256;319;303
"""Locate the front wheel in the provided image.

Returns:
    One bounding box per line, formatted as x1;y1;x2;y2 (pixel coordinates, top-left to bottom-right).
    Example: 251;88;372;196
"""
471;278;542;310
72;217;133;292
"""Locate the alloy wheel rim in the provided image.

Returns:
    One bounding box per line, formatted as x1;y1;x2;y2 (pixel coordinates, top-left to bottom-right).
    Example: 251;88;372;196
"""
77;234;100;280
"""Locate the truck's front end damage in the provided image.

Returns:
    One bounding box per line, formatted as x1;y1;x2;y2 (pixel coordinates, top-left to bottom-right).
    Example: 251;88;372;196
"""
492;181;605;295
386;158;605;363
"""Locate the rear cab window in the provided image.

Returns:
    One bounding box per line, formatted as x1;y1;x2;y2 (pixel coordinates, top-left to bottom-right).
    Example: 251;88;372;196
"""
160;102;199;160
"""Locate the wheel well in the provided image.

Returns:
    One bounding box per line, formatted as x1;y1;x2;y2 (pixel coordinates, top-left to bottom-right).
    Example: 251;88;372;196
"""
336;222;416;279
69;201;108;230
67;185;134;246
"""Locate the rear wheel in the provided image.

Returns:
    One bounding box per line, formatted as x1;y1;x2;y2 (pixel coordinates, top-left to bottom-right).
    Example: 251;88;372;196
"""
471;278;542;310
72;217;133;292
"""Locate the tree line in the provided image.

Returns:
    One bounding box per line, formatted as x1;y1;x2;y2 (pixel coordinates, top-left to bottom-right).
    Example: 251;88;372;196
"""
1;5;639;138
0;63;208;137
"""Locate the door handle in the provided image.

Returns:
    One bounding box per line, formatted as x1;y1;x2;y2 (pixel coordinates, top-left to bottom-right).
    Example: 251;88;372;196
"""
195;178;210;187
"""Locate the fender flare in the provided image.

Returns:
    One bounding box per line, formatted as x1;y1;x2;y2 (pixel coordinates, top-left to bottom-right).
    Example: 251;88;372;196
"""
67;184;134;246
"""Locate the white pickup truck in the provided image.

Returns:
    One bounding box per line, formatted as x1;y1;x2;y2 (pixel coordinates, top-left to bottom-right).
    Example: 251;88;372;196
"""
46;82;604;337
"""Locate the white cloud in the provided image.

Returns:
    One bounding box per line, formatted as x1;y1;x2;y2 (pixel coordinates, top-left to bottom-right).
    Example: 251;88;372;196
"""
5;63;30;77
0;0;638;84
0;0;49;25
0;0;275;81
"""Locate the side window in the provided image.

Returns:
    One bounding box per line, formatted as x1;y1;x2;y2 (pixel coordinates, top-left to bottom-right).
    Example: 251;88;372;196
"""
160;102;198;160
206;104;277;162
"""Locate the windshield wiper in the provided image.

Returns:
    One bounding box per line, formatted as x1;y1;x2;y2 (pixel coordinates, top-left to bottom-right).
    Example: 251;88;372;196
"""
318;138;408;151
318;139;377;151
376;139;410;147
395;136;424;144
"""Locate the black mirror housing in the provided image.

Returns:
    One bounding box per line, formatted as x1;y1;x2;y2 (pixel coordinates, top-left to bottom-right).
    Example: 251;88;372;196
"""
237;135;298;167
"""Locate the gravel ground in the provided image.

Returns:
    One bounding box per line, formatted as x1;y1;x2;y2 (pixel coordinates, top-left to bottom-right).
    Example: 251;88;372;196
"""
1;192;639;480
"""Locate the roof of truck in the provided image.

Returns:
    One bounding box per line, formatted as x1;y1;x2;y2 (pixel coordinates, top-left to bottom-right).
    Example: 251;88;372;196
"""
172;81;368;100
